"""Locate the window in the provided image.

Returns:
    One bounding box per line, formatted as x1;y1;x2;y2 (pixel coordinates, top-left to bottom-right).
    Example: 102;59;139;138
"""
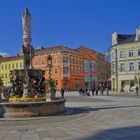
9;64;11;69
55;80;58;85
54;68;58;75
16;63;18;68
138;62;140;70
120;51;125;58
81;59;83;65
138;49;140;56
20;62;23;67
5;64;7;70
70;56;73;63
70;66;73;74
41;58;44;65
12;64;14;68
63;56;68;63
54;57;58;64
129;50;134;57
130;80;134;88
73;57;76;64
89;62;92;69
120;63;125;72
129;62;134;71
5;73;7;78
111;52;115;59
1;65;3;70
63;67;68;75
35;58;38;65
78;67;80;74
74;67;77;74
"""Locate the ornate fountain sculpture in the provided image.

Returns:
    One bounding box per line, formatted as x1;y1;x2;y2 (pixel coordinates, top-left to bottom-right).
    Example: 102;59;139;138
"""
0;8;65;118
9;8;46;100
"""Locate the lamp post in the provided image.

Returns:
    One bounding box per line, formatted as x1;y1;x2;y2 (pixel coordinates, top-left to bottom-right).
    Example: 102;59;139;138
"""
47;55;52;80
46;55;52;101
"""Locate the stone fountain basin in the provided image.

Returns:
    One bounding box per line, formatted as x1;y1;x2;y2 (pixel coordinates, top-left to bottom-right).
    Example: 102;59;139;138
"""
0;99;66;118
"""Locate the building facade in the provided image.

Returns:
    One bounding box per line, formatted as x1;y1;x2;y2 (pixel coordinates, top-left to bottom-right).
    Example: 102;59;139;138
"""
75;46;97;88
75;46;111;88
32;46;84;90
0;56;23;86
111;28;140;92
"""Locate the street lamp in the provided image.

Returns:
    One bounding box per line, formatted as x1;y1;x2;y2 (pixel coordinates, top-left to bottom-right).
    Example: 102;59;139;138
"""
46;54;53;101
47;55;52;80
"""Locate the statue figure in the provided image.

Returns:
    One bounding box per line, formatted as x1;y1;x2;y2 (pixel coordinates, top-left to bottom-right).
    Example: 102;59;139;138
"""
22;45;34;69
22;8;31;38
22;82;29;98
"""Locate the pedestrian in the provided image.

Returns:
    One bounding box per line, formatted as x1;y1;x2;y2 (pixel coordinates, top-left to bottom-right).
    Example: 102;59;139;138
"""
135;86;139;96
100;85;104;95
79;88;83;96
95;86;99;96
106;84;109;96
106;87;109;95
84;88;88;96
60;88;65;99
91;84;96;96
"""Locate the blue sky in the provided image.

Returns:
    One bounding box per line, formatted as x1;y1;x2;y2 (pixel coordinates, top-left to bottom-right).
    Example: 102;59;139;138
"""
0;0;140;56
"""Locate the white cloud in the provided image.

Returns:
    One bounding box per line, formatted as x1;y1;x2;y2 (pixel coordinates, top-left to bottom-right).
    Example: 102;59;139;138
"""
0;52;9;57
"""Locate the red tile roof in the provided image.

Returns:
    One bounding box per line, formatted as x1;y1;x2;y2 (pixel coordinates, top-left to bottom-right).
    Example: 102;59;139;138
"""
0;56;23;62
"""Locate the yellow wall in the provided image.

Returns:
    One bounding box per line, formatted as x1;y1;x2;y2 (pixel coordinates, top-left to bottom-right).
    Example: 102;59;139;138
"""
0;57;23;86
111;41;140;91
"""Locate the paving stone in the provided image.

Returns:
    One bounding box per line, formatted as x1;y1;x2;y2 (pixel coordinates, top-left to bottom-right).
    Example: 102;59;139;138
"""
2;134;21;140
1;92;140;139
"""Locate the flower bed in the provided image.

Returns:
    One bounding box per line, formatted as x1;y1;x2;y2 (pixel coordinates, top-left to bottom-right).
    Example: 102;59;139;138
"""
9;97;46;102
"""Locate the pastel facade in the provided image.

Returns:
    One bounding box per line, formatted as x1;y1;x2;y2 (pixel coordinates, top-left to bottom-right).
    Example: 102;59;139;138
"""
111;28;140;91
32;46;84;90
0;56;23;86
75;46;111;88
75;46;97;88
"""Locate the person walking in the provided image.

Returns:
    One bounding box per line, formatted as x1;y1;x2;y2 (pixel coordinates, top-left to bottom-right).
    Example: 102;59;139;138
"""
100;84;104;96
106;84;109;96
79;88;83;96
60;88;65;99
95;86;99;96
135;86;139;96
91;84;96;96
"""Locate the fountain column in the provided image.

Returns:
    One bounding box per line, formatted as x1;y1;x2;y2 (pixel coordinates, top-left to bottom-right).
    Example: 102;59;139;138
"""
22;8;34;69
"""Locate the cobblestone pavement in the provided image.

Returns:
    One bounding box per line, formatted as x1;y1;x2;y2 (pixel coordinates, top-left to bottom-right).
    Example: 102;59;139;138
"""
1;92;140;140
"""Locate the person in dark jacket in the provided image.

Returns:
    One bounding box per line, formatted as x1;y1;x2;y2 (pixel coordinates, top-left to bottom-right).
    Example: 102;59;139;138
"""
135;86;139;96
60;88;65;99
92;84;96;96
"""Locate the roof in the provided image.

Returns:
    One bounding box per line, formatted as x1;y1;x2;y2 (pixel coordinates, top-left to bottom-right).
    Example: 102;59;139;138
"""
35;45;82;56
117;34;135;44
35;45;73;52
75;46;96;60
0;56;23;62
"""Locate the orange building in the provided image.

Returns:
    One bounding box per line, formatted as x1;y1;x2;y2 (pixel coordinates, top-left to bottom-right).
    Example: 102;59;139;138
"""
32;46;84;90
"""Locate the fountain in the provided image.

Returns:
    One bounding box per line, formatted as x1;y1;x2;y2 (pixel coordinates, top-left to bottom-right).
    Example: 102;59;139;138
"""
0;8;65;118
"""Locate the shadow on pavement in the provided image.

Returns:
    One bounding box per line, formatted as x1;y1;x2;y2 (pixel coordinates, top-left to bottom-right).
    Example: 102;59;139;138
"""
64;104;140;116
75;126;140;140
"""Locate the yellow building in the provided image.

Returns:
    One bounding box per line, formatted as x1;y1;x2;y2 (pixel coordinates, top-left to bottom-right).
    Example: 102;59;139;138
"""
0;56;23;86
111;28;140;92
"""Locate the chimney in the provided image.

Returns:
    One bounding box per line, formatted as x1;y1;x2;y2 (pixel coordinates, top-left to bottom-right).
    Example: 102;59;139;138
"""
135;27;140;41
112;32;118;46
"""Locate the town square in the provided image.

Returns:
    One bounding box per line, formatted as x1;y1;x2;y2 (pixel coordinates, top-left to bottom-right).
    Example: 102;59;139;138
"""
0;0;140;139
